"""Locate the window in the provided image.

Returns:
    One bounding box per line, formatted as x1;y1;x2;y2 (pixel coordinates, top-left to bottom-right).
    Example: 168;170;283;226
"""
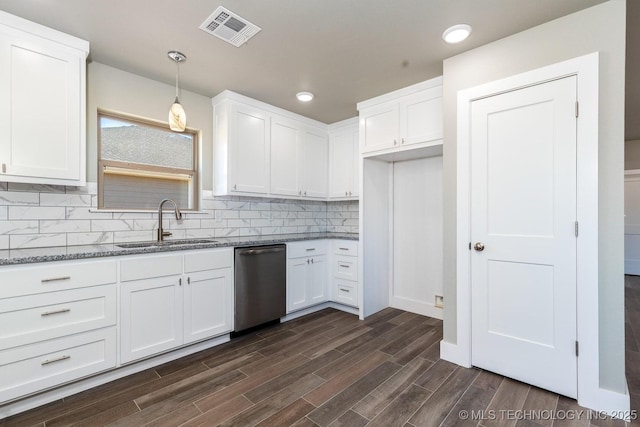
98;111;199;210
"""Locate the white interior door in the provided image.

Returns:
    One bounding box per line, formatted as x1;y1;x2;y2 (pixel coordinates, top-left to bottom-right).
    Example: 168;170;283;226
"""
470;76;577;398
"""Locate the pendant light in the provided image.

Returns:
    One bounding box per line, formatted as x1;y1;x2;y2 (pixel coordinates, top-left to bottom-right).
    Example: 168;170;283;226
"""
168;51;187;132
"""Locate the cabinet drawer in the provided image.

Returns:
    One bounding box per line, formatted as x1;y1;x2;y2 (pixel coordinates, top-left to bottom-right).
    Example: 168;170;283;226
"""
184;248;233;273
0;285;116;350
0;260;117;298
287;240;327;258
120;253;182;282
334;281;358;308
0;327;116;403
334;256;358;281
333;240;358;256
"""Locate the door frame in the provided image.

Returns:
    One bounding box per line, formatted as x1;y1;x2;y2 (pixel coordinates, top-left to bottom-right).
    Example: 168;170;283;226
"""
450;52;609;410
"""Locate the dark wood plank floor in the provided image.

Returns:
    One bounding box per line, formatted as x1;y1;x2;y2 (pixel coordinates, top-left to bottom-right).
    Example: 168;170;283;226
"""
3;295;640;426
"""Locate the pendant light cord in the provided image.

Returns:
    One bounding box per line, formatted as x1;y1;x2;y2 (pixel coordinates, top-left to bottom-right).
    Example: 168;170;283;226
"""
175;60;180;100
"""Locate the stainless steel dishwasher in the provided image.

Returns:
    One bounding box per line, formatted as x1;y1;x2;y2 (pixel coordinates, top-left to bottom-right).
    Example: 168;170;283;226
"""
234;244;286;333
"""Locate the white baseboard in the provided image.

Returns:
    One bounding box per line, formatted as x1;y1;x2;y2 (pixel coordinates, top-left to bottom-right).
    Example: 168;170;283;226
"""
439;340;471;368
281;302;359;322
0;335;230;420
578;384;631;420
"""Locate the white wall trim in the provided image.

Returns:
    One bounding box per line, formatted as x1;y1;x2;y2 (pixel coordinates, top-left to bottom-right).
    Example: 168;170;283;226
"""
448;52;628;414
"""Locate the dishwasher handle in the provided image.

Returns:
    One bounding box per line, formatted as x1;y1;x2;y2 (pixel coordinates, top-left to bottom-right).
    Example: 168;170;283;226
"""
237;246;285;256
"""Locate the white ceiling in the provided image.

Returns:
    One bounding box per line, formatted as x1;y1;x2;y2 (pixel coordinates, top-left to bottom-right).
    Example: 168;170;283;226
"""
0;0;622;126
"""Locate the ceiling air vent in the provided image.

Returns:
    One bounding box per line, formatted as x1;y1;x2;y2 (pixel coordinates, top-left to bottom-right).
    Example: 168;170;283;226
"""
199;6;261;47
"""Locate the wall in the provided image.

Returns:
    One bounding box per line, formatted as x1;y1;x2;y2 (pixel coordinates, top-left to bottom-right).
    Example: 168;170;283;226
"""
442;0;626;393
625;139;640;170
0;62;358;251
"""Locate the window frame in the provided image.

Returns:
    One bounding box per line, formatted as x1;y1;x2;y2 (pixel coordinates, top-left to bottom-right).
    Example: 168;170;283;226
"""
97;109;200;212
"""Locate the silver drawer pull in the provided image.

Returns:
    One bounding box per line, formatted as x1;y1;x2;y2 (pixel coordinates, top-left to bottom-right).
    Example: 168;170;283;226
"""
305;248;316;252
41;308;71;317
339;264;350;268
338;247;349;251
41;276;71;283
41;354;70;366
340;288;350;293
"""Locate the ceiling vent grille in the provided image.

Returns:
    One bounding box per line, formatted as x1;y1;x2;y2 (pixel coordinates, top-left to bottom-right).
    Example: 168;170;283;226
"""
199;6;261;47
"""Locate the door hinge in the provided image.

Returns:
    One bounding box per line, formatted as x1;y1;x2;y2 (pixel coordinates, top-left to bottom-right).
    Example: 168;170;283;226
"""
469;242;471;250
574;221;579;237
575;101;579;118
575;340;579;357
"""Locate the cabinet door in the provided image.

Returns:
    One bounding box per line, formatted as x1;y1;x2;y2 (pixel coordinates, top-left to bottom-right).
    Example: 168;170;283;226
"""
399;87;443;146
308;255;328;305
329;129;355;198
183;268;232;344
300;129;328;198
229;104;270;194
0;32;84;184
359;102;399;154
270;116;301;196
287;257;309;313
120;276;183;364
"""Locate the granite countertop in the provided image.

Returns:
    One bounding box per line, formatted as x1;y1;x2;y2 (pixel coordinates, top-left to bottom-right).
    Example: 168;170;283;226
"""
0;232;359;266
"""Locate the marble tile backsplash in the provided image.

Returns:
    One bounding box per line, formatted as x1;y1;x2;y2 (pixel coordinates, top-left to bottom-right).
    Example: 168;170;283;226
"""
0;182;359;250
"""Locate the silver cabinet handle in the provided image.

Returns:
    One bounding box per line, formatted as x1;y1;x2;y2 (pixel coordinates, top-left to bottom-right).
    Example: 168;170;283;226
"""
339;264;350;268
339;247;349;251
339;288;350;293
233;184;237;190
41;308;71;317
299;190;302;195
474;242;485;252
41;354;70;366
349;192;352;196
41;276;71;283
307;259;310;264
304;191;307;196
393;139;397;146
187;277;191;285
345;191;348;196
311;258;314;264
179;278;182;286
306;248;316;252
401;138;405;144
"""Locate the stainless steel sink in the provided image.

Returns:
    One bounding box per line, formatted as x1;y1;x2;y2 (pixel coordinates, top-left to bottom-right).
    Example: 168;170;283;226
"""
117;239;218;249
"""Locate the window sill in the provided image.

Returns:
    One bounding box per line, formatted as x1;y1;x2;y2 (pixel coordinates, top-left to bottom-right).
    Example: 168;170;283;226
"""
89;209;210;215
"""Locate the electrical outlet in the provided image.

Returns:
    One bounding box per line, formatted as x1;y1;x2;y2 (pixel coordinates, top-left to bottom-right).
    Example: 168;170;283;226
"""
434;295;444;308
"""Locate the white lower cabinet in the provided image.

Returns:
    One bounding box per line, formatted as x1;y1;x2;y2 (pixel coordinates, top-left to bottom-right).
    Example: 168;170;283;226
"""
286;241;328;313
119;249;233;364
0;258;118;403
331;240;359;308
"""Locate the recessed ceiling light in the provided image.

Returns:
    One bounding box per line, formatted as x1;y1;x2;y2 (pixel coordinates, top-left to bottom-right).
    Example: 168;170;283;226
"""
443;24;472;44
296;92;314;102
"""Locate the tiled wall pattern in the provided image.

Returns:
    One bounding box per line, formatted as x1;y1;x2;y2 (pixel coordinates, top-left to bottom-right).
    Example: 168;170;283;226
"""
0;182;359;250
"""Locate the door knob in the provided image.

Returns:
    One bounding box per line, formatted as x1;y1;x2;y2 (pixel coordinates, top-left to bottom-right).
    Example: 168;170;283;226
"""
474;242;485;252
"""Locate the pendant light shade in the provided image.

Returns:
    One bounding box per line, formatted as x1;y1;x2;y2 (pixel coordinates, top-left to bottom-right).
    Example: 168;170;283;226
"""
168;51;187;132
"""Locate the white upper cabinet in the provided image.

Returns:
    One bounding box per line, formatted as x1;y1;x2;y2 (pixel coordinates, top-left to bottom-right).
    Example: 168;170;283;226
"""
329;120;359;199
213;90;334;200
300;128;328;198
214;99;270;196
270;115;301;197
0;11;89;186
358;76;442;156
